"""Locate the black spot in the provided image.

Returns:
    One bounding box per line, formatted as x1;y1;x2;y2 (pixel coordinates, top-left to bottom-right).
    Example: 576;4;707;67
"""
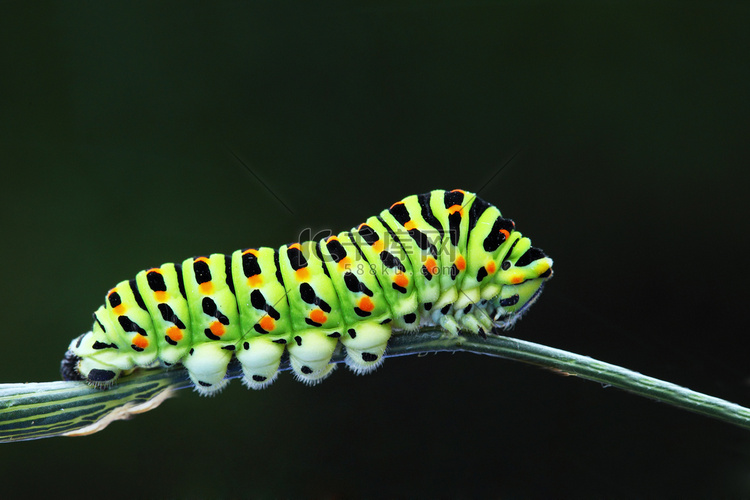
348;328;356;339
146;270;167;292
242;250;262;277
158;303;186;329
499;295;520;307
450;263;459;280
404;313;417;323
131;344;145;352
477;328;487;339
251;289;268;310
421;265;433;280
118;316;147;335
165;335;178;346
380;251;405;272
92;341;118;350
361;352;378;362
477;267;489;282
299;283;316;304
328;331;341;338
305;317;323;327
501;261;511;271
198;381;212;387
463;304;472;314
326;238;348;262
424;302;432;311
189;348;195;355
193;258;212;284
294;336;303;346
287;246;308;270
204;328;221;341
222;345;236;351
272;339;287;344
358;224;380;245
252;375;267;382
389;202;411;224
107;291;122;308
354;307;371;317
301;366;313;374
87;368;116;382
244;342;250;350
441;304;451;315
392;283;407;294
380;318;392;324
515;247;547;268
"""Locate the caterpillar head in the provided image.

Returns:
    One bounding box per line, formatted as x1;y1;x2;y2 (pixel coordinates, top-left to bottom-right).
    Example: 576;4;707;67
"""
488;238;553;329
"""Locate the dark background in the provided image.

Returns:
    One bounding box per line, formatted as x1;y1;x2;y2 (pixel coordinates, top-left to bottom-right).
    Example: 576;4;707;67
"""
1;1;749;498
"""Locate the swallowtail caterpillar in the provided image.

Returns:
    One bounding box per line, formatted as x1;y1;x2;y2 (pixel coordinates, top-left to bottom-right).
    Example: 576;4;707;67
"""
61;189;553;395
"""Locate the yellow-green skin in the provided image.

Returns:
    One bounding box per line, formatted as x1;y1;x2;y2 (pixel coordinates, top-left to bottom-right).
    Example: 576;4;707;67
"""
66;189;553;395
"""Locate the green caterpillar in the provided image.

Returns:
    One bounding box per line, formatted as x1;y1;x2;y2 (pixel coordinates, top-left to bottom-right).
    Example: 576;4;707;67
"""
61;189;553;395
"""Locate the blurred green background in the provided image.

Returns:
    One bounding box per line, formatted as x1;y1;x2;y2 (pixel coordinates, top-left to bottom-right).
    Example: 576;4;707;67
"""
1;1;749;497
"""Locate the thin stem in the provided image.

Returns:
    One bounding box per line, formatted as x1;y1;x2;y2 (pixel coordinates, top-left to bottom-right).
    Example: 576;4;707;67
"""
1;330;749;443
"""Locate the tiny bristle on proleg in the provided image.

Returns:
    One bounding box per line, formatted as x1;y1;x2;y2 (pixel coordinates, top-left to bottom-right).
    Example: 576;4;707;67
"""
191;378;230;397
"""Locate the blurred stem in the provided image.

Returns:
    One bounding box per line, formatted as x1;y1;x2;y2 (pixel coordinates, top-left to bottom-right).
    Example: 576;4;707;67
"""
2;329;749;443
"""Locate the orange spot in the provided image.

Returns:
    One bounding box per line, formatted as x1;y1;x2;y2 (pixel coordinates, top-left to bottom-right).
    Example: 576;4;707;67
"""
199;282;214;295
310;309;327;325
242;248;259;256
393;273;409;288
259;315;275;332
132;334;149;349
424;257;439;275
247;274;263;287
327;235;339;242
113;304;127;315
486;261;497;274
295;267;310;281
337;256;352;271
451;189;466;195
209;321;225;337
499;229;510;240
147;268;162;274
510;275;524;284
166;326;183;341
195;256;210;264
448;204;464;216
358;296;375;312
154;291;169;302
390;201;405;210
404;220;417;231
373;240;384;253
289;243;302;250
455;255;466;271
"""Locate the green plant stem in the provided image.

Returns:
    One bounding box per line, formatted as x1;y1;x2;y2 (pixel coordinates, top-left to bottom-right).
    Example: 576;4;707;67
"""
1;330;749;443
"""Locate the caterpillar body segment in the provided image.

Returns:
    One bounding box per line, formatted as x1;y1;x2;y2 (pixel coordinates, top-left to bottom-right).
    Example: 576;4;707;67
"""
62;189;554;395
